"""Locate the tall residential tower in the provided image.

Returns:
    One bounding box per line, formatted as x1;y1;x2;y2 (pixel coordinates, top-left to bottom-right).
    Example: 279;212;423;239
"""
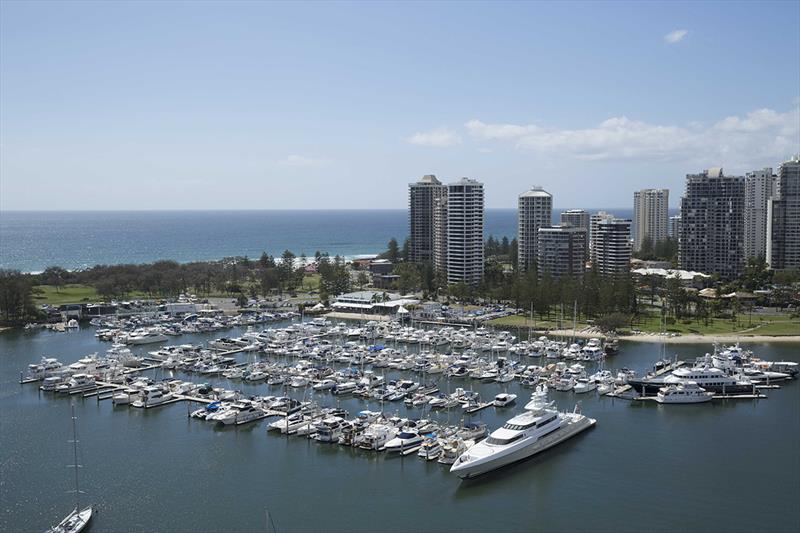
408;175;446;263
744;168;776;260
679;168;745;279
633;189;669;252
445;178;485;285
767;156;800;270
517;187;553;272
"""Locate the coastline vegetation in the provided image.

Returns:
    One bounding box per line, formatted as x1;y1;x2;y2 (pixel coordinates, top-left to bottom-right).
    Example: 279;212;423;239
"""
0;237;798;334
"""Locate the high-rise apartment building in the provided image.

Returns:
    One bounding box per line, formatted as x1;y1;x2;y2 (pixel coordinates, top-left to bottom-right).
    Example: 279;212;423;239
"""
408;175;446;263
444;178;484;285
669;214;682;240
633;189;669;252
679;168;745;279
589;211;615;264
432;195;448;275
594;219;631;276
537;225;587;279
560;209;589;261
767;156;800;270
517;187;553;272
744;168;776;260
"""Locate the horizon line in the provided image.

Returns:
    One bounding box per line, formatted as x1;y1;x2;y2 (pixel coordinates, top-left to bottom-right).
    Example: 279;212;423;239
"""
0;206;648;213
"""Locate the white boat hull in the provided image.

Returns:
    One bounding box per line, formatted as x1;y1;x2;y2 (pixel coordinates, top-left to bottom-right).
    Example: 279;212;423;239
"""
451;415;596;479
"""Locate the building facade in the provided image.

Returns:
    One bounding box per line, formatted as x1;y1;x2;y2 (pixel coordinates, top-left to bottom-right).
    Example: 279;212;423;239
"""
679;168;745;279
632;189;669;252
594;219;631;277
445;178;485;285
537;225;587;279
560;209;590;261
589;211;615;264
517;187;553;272
669;214;682;239
744;168;776;260
408;175;446;264
432;194;448;275
767;156;800;270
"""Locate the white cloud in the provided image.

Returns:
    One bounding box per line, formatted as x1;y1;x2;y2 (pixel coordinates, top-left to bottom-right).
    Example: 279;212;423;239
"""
664;29;688;44
279;154;329;167
406;128;462;147
466;106;800;169
466;119;540;140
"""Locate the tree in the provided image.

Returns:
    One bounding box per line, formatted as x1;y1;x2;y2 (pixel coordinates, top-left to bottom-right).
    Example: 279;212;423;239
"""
0;270;37;325
740;256;771;291
596;312;631;332
386;238;400;263
42;266;68;293
394;263;421;294
357;271;370;289
401;238;411;262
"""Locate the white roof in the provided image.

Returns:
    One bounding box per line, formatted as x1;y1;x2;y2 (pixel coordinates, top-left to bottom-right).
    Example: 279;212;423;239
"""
519;186;551;198
632;268;710;280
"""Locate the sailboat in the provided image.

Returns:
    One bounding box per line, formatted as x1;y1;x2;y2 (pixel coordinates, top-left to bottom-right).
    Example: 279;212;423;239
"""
47;404;93;533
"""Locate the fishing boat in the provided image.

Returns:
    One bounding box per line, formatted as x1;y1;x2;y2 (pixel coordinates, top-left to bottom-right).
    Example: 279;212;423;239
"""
46;405;93;533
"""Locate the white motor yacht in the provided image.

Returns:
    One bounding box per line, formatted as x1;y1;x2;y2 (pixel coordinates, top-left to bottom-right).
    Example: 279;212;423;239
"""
312;417;345;443
573;378;597;394
450;386;596;479
55;374;97;394
418;438;443;460
384;429;424;452
655;382;714;404
125;330;168;345
132;386;173;408
357;424;397;451
313;379;337;391
493;393;517;407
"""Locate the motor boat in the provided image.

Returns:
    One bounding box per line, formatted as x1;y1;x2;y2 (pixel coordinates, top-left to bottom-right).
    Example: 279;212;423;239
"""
655;382;714;404
55;374;97;394
418;438;443;460
312;417;345;443
384;429;424;452
357;424;397;451
493;393;517;407
573;378;597;394
131;386;173;408
313;379;337;391
629;364;756;395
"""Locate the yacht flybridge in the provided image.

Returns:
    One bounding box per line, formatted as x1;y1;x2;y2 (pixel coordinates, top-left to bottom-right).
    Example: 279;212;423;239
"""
450;386;595;479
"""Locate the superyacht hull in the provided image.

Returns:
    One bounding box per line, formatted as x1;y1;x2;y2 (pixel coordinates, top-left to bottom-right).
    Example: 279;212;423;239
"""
628;380;755;395
451;415;596;479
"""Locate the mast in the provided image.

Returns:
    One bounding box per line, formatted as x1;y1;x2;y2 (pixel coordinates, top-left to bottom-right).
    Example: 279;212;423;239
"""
70;403;81;511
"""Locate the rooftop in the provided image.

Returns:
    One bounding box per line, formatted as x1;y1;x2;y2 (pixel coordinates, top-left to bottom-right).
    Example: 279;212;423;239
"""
519;186;552;198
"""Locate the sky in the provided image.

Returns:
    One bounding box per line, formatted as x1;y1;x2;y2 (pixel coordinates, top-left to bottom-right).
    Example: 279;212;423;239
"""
1;0;798;211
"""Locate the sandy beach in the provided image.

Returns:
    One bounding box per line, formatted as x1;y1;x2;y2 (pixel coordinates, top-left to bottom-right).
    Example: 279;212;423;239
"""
542;328;800;344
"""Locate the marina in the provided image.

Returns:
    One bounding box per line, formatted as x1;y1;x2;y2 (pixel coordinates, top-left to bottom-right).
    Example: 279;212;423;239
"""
2;318;799;532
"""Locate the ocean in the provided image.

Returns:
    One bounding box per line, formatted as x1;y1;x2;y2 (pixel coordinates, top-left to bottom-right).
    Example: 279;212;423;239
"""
0;208;654;273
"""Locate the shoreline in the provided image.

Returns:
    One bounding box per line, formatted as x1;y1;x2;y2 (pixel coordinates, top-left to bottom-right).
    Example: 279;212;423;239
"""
525;328;800;344
617;333;800;344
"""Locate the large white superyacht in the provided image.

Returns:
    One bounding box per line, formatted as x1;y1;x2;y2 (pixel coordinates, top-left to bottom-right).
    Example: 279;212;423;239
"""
450;385;595;479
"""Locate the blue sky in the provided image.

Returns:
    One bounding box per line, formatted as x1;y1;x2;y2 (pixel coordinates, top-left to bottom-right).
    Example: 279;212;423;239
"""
1;0;798;210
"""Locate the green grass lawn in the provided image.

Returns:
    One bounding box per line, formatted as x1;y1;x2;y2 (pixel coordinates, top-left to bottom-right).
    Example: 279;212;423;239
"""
633;312;800;336
32;284;102;305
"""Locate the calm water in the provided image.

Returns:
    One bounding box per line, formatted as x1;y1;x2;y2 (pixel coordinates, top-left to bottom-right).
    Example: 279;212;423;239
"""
0;209;655;273
1;326;797;533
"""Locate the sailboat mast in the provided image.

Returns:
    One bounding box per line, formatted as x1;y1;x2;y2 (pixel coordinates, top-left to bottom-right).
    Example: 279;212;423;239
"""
71;404;80;511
